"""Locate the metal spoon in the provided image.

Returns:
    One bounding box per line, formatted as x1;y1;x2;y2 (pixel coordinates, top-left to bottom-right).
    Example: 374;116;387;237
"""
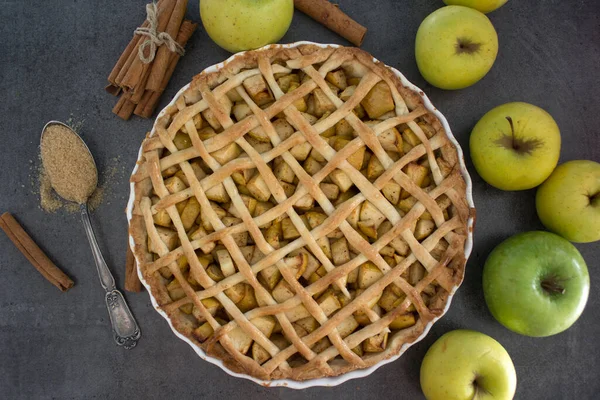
41;121;141;349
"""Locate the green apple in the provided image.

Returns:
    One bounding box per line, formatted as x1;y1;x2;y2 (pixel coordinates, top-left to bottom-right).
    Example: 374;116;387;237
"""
420;330;517;400
200;0;294;53
483;231;589;337
536;160;600;243
415;6;498;90
443;0;508;14
470;102;561;190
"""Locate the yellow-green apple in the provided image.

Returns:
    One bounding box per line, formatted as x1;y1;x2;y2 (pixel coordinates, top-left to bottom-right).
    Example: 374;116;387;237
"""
200;0;293;53
536;160;600;243
483;231;589;337
470;102;561;190
420;330;517;400
443;0;508;14
415;6;498;90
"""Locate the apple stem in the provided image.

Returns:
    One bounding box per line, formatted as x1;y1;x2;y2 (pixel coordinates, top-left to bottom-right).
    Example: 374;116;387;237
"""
506;116;517;150
494;117;544;155
541;277;565;295
455;38;482;55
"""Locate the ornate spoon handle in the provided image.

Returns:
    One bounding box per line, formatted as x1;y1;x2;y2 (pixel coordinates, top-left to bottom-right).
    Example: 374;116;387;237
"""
80;204;141;349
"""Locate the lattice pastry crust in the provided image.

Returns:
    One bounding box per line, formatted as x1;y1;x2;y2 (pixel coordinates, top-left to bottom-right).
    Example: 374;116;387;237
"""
129;44;471;381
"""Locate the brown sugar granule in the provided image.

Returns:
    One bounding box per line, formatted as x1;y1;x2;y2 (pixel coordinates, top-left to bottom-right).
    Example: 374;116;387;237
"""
40;124;98;204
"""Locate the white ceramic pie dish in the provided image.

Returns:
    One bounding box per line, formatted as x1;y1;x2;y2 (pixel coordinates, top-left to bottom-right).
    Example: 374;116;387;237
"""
126;41;475;389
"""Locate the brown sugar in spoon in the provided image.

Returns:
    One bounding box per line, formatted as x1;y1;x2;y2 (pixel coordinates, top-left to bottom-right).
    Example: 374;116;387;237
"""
40;121;140;349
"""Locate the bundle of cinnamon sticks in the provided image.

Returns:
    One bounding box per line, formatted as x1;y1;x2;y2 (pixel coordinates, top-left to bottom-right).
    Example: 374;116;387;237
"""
106;0;197;120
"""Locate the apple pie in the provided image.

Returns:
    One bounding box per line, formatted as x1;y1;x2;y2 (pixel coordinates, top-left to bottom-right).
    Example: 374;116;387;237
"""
129;44;472;381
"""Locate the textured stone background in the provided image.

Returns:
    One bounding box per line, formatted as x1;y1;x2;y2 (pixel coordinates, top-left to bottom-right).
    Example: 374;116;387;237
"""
0;1;598;398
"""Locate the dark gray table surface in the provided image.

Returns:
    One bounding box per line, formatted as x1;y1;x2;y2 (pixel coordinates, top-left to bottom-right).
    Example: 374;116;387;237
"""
1;1;599;399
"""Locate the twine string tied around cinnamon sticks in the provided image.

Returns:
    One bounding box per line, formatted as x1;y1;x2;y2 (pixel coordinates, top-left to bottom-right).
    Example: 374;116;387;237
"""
135;2;185;64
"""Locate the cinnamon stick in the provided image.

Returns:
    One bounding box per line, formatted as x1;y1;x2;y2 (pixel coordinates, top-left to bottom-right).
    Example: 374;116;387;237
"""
115;40;143;87
107;19;150;86
121;0;178;91
113;92;136;120
294;0;367;46
124;245;142;292
130;80;149;104
146;0;188;91
135;20;197;118
0;212;74;292
134;90;155;118
105;84;121;96
158;20;197;93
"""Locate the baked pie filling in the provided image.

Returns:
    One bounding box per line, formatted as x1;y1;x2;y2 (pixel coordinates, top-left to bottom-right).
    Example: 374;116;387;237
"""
130;45;470;381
